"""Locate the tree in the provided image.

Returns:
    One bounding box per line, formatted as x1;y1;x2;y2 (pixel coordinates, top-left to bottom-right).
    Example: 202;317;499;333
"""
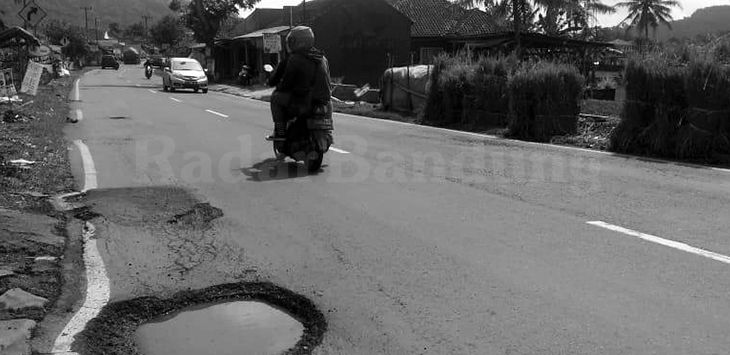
125;22;147;39
183;0;260;46
616;0;681;39
43;21;89;63
536;0;615;37
108;22;122;38
150;15;184;47
169;0;184;12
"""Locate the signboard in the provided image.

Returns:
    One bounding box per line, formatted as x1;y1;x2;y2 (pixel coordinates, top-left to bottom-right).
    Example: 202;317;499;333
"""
17;0;47;28
263;33;281;54
20;60;43;96
1;69;18;97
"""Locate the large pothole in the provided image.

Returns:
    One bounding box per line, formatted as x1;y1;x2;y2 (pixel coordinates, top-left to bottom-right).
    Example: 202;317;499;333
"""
74;282;326;355
134;301;304;355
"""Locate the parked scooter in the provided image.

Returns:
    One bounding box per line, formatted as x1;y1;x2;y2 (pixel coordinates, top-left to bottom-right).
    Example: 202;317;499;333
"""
263;65;333;172
144;64;153;79
238;64;252;86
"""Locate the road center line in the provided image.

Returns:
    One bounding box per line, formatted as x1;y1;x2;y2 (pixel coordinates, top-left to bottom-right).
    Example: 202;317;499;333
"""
73;140;97;192
170;97;182;103
205;109;229;118
330;147;350;154
148;89;157;94
587;221;730;265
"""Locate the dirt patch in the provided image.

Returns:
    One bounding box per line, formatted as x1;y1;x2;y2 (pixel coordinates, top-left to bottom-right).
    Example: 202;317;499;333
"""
0;75;78;212
74;282;326;355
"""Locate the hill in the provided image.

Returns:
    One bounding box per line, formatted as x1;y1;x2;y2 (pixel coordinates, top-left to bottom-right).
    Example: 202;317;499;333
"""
0;0;175;30
656;5;730;41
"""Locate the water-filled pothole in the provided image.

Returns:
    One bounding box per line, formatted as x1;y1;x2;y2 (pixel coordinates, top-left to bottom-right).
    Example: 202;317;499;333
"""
135;301;304;355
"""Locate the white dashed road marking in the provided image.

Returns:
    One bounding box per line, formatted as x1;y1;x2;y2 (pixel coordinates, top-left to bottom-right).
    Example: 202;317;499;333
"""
148;89;157;94
73;140;97;192
170;97;182;103
205;109;229;118
330;147;350;154
588;221;730;265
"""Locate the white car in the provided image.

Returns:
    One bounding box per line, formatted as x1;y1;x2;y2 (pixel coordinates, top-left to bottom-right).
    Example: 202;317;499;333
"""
162;57;208;93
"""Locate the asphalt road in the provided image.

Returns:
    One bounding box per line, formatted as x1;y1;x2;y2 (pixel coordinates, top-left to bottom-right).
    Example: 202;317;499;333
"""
65;65;730;354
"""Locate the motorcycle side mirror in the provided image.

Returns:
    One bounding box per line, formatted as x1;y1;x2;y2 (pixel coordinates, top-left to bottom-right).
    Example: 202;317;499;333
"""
163;66;171;72
204;68;208;72
263;64;274;73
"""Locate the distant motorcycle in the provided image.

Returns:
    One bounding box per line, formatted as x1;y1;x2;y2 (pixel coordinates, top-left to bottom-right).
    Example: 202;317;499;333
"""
144;64;152;79
238;64;252;86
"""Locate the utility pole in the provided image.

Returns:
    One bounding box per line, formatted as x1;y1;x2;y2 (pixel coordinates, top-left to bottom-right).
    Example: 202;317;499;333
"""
142;15;152;33
80;6;92;39
301;0;306;25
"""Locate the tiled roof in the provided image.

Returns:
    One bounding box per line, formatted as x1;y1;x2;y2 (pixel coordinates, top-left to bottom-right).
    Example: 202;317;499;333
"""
392;0;498;37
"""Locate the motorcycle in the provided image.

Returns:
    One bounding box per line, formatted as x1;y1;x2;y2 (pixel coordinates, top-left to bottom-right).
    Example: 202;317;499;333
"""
238;65;252;86
266;103;333;173
144;64;153;79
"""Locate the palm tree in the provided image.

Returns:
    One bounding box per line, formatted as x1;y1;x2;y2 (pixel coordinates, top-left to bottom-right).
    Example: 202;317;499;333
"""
615;0;681;39
457;0;614;41
456;0;535;51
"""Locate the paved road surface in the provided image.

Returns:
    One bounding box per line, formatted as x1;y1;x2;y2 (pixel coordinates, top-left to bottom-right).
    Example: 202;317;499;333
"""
65;66;730;354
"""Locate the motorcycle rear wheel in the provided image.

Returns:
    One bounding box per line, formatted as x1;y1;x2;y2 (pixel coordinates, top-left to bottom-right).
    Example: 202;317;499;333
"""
304;152;323;173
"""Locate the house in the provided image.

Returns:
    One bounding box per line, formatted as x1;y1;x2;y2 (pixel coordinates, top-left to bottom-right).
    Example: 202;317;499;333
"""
390;0;500;64
221;0;412;86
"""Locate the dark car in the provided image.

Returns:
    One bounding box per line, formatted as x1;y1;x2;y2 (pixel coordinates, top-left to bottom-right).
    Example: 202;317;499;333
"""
149;55;165;68
101;55;119;70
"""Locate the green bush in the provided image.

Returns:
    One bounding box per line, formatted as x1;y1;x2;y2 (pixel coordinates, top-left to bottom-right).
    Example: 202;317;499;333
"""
609;55;686;155
422;53;458;125
677;58;730;159
422;53;517;129
507;61;584;142
461;56;516;129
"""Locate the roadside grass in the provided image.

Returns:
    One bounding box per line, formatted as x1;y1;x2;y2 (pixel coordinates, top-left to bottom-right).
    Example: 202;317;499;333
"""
0;75;78;212
334;101;421;124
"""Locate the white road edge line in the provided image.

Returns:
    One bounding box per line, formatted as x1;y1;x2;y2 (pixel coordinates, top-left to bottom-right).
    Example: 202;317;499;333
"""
587;221;730;265
205;109;229;118
73;79;80;101
170;97;182;102
148;89;157;94
51;142;109;354
73;140;97;192
51;221;109;354
330;147;350;154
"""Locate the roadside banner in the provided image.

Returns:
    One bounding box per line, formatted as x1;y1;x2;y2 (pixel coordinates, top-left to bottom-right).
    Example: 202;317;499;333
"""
2;69;17;97
263;33;281;54
20;60;43;96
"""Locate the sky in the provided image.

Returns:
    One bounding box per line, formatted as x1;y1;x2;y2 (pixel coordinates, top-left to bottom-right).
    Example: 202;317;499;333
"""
240;0;730;27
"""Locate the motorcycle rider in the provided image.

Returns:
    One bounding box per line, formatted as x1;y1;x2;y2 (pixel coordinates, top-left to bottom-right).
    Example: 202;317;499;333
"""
267;26;332;143
143;58;153;78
